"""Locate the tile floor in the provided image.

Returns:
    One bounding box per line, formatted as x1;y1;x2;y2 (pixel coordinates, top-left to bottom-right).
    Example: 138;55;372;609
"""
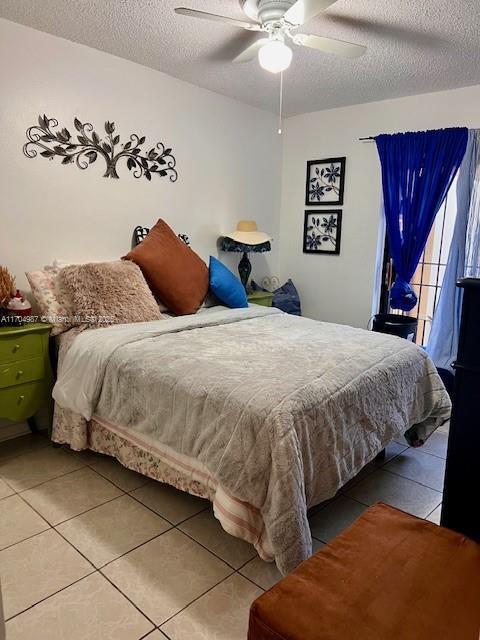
0;427;448;639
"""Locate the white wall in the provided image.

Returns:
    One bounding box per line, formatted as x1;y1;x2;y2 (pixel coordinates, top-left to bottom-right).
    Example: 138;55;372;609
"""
0;18;283;438
0;18;282;292
279;85;480;328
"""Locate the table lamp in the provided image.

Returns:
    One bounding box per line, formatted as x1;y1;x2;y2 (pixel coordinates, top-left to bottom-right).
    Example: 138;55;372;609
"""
221;221;271;288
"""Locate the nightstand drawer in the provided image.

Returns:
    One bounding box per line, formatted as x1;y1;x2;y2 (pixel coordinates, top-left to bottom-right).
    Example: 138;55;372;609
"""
0;333;43;363
0;381;47;423
0;357;44;389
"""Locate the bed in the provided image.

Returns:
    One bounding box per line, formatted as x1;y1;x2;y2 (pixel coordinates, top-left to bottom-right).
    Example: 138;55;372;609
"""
51;304;451;575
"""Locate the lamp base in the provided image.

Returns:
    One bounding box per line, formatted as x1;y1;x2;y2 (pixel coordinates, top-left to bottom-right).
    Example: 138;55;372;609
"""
238;252;252;289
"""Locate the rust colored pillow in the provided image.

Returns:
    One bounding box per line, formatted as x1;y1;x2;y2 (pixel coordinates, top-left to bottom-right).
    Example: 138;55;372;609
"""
123;219;208;315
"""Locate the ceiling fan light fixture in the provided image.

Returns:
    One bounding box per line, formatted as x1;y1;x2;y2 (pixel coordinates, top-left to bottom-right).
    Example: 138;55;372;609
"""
258;40;292;73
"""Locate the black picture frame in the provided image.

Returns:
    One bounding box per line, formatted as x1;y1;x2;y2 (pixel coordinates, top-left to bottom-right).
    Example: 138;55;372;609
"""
305;157;346;206
303;210;342;255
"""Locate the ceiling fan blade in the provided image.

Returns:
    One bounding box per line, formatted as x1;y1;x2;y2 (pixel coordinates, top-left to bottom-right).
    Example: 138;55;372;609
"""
284;0;338;26
174;8;261;31
294;33;366;58
233;38;270;62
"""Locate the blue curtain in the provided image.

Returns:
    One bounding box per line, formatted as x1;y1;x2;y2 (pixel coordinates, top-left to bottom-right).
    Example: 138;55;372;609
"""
427;129;480;370
375;128;468;311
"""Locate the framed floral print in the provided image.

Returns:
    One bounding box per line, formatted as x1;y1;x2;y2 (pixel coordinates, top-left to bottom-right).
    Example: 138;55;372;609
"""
303;210;342;255
305;157;346;206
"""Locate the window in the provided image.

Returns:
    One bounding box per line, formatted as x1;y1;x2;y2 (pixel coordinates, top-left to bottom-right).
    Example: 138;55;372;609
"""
379;176;458;346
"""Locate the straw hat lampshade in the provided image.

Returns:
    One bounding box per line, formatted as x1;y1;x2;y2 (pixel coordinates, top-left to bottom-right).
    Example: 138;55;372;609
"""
221;221;272;288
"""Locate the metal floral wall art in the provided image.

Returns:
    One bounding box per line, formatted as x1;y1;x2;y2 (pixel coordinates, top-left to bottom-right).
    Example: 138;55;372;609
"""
23;115;177;182
303;210;342;255
305;157;345;205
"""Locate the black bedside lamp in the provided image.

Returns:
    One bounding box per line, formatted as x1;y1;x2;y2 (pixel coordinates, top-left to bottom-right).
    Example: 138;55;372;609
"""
221;221;271;288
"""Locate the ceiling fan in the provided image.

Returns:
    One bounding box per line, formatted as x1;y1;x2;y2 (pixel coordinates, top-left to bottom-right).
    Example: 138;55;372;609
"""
174;0;366;74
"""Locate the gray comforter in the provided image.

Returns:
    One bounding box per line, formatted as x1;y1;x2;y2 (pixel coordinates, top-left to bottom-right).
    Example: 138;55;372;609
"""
53;306;451;573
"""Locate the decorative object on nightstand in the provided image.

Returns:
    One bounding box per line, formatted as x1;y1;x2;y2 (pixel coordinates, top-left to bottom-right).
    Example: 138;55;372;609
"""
221;221;271;288
7;290;32;318
0;266;16;323
0;323;53;433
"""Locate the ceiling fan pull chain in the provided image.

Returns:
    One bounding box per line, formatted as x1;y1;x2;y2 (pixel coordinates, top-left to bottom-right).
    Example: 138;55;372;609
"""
278;70;284;135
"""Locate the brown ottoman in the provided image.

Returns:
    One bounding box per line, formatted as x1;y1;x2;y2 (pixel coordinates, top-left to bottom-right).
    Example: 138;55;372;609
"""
248;503;480;640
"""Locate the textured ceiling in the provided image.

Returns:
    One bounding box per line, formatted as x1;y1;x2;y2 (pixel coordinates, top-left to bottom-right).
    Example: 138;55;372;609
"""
1;0;480;116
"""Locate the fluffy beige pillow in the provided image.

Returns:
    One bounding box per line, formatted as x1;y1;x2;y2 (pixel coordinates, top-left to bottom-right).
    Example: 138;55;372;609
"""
57;260;163;327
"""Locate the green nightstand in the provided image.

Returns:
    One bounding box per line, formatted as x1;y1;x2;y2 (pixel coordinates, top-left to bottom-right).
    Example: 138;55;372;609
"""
0;323;53;433
247;291;273;307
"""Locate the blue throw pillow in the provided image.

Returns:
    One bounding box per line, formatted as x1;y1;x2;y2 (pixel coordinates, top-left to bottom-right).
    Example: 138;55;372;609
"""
209;256;248;308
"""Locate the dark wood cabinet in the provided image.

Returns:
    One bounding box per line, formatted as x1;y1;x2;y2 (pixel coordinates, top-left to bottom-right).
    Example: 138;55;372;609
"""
441;278;480;541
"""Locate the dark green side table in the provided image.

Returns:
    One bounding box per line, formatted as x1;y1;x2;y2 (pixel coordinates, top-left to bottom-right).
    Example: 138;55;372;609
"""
247;291;273;307
0;323;53;433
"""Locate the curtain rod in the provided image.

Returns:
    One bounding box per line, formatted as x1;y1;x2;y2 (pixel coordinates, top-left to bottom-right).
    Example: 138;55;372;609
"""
358;136;376;141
